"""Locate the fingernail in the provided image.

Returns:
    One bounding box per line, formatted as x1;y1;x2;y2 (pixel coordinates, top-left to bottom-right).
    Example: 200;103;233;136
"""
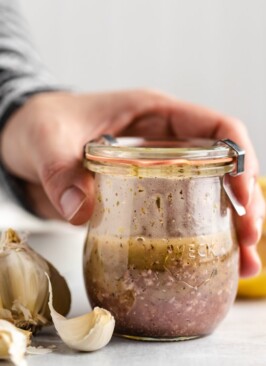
250;245;262;276
256;217;264;242
248;176;256;205
60;186;87;220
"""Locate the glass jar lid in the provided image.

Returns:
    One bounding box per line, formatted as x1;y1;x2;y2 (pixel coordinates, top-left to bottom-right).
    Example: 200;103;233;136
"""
84;135;244;177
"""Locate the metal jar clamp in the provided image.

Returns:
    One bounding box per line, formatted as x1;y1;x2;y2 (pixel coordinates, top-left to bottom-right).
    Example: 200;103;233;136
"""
214;139;246;216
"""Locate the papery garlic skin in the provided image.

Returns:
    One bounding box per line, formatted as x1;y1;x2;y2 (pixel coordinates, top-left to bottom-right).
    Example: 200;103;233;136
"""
0;319;27;366
46;275;115;352
26;346;53;355
0;229;71;333
0;238;50;330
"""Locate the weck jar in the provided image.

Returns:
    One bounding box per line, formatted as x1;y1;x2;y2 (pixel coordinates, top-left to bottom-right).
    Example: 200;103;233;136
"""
83;136;245;341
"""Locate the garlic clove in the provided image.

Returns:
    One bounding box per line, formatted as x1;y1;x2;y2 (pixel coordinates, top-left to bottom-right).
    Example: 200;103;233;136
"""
46;275;115;352
42;260;71;322
0;319;28;366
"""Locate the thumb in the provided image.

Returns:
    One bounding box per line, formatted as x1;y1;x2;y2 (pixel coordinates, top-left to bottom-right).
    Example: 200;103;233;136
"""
39;160;95;225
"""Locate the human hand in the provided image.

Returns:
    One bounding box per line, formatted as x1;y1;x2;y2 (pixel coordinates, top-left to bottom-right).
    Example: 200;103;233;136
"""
0;90;264;277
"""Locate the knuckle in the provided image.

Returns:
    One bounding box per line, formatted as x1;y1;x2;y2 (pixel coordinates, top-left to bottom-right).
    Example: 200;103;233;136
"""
134;88;166;101
135;88;156;97
258;185;266;215
40;160;67;187
228;117;248;136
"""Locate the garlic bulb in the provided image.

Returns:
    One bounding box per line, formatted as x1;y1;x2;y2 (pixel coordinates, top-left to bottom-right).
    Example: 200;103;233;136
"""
0;319;29;366
46;275;115;351
0;229;71;333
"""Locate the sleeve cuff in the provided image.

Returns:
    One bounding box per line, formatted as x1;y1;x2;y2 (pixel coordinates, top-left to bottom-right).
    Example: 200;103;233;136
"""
0;86;63;132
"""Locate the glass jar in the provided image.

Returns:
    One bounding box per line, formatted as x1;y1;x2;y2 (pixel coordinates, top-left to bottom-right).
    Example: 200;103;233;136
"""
83;136;244;341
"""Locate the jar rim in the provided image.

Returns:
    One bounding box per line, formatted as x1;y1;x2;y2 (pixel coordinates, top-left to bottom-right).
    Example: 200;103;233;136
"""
84;136;240;171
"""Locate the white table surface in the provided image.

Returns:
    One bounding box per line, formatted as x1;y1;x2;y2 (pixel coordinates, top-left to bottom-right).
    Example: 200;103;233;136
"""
26;299;266;366
9;297;266;366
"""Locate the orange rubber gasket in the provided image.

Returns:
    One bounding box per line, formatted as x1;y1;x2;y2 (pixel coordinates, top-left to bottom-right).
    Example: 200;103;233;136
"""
84;152;234;167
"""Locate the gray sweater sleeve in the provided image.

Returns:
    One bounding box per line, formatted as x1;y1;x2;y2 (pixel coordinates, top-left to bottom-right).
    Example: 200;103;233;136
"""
0;0;60;128
0;0;61;211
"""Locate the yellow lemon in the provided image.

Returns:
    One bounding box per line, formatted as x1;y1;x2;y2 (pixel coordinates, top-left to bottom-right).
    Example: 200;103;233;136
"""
238;269;266;298
237;177;266;298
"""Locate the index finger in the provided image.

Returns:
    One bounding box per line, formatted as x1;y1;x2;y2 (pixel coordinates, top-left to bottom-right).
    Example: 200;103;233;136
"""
167;99;258;207
112;90;257;207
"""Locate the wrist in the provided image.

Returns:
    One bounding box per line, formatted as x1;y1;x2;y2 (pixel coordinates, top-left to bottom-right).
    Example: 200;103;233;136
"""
0;90;65;213
0;88;65;134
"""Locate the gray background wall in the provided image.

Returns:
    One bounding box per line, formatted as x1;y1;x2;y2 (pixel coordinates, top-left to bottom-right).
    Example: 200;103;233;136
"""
20;0;266;173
